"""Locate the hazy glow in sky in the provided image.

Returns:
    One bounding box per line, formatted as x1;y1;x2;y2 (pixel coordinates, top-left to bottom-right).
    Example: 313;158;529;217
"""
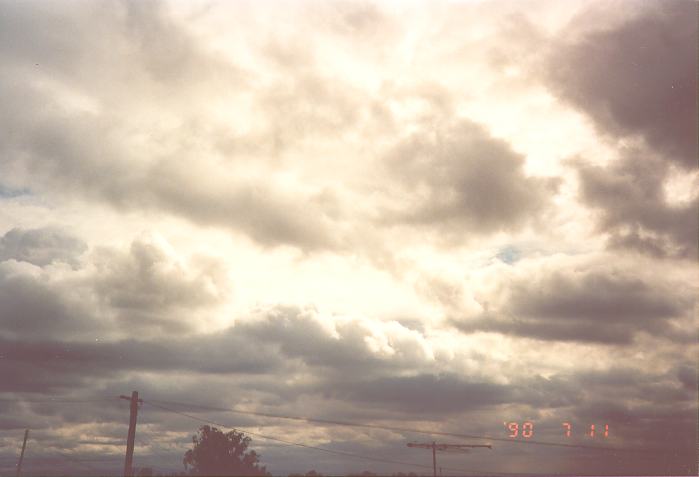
0;0;697;475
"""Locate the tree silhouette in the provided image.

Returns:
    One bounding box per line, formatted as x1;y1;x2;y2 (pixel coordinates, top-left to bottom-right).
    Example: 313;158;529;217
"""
183;425;269;476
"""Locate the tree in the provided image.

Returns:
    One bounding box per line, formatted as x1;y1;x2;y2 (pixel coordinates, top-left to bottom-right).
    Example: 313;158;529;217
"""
183;425;269;476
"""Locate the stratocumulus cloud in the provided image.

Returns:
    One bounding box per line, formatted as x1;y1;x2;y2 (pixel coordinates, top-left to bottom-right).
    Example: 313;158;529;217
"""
0;1;696;476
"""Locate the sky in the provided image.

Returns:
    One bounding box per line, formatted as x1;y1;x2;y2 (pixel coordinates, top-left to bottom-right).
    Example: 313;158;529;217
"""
0;0;697;475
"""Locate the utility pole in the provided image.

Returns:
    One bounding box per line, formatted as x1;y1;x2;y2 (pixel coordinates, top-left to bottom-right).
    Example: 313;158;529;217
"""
120;391;143;477
15;429;28;477
432;441;437;477
406;442;492;477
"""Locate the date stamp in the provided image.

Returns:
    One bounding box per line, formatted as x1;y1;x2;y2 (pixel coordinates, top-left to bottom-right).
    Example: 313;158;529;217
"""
504;421;609;439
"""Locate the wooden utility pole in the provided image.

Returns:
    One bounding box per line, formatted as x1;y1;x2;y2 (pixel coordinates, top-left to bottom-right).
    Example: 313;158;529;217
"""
407;442;492;477
432;441;437;477
15;429;28;477
120;391;142;477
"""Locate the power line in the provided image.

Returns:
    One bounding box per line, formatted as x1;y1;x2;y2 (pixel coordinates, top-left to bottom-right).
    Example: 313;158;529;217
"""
144;397;649;453
2;394;684;458
407;442;492;477
142;399;534;477
143;400;441;472
0;397;120;404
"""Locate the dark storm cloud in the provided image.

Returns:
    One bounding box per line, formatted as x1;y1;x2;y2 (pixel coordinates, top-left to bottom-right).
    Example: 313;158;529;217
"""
547;1;698;168
574;154;698;259
1;276;692;429
492;367;696;466
323;373;511;415
544;1;698;260
511;270;681;324
452;266;691;344
0;227;87;267
563;377;696;475
0;262;104;341
0;334;281;393
676;364;698;392
0;303;504;428
572;366;698;406
0;315;302;394
383;120;558;237
0;308;695;475
0;305;414;394
504;366;697;466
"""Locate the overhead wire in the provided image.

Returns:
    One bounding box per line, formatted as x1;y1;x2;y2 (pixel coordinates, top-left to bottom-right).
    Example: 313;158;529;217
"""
0;396;120;404
142;399;536;477
144;397;652;453
1;392;684;469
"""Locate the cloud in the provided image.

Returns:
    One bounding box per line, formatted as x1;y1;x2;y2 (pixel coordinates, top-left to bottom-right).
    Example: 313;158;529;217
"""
574;153;698;259
0;303;422;394
0;1;696;475
0;235;231;340
0;334;282;394
502;1;698;260
234;307;433;375
122;0;240;85
0;0;340;252
324;373;511;415
0;72;341;251
547;1;698;168
0;300;696;475
381;120;558;239
0;0;238;93
0;261;105;342
676;364;698;393
452;260;693;344
0;227;87;266
91;235;231;333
